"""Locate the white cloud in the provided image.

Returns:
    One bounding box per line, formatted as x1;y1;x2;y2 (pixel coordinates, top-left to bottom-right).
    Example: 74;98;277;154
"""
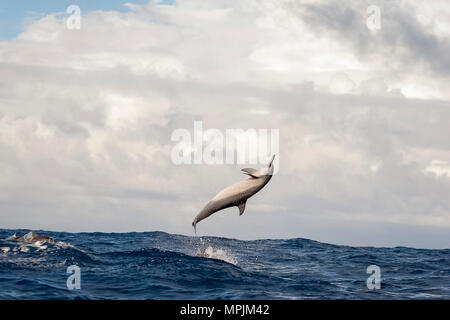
0;0;449;247
426;160;450;177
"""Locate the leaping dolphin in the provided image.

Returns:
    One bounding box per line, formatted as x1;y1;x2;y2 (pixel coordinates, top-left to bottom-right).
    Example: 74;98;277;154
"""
192;154;276;232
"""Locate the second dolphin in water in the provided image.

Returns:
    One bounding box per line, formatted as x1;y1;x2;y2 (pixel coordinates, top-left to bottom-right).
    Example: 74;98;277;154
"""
192;154;275;232
7;231;56;244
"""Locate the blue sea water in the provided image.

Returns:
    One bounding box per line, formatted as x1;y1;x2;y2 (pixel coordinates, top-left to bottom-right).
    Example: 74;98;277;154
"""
0;229;449;300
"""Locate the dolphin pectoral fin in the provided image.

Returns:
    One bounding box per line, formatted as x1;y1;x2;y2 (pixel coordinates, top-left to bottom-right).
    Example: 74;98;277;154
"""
237;200;247;216
241;168;259;178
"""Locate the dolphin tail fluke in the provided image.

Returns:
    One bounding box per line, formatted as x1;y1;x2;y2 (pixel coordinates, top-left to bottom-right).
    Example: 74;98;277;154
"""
268;154;275;166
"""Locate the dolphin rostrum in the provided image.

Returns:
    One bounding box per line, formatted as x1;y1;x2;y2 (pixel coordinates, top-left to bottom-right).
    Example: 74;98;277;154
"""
192;154;276;232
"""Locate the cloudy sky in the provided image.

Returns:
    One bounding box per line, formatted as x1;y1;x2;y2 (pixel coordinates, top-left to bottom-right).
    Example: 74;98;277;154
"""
1;0;449;248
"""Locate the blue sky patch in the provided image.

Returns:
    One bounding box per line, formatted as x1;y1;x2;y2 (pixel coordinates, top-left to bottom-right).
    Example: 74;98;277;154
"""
0;0;175;40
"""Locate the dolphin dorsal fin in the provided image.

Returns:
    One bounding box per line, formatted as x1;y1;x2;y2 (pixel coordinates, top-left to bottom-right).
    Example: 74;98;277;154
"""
6;233;17;241
241;168;260;178
237;200;247;216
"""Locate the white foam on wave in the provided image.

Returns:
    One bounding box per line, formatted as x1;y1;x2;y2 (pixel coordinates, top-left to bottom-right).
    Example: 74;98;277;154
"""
1;247;10;254
196;245;238;265
55;241;76;249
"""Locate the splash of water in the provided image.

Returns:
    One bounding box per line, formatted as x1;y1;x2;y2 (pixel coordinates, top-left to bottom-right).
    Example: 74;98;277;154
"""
196;245;238;265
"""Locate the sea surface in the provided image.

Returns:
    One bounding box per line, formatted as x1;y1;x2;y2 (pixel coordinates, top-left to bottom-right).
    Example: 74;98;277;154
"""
0;229;449;299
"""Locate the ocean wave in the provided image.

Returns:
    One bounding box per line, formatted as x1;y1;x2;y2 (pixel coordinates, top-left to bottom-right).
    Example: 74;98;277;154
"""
0;229;449;299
